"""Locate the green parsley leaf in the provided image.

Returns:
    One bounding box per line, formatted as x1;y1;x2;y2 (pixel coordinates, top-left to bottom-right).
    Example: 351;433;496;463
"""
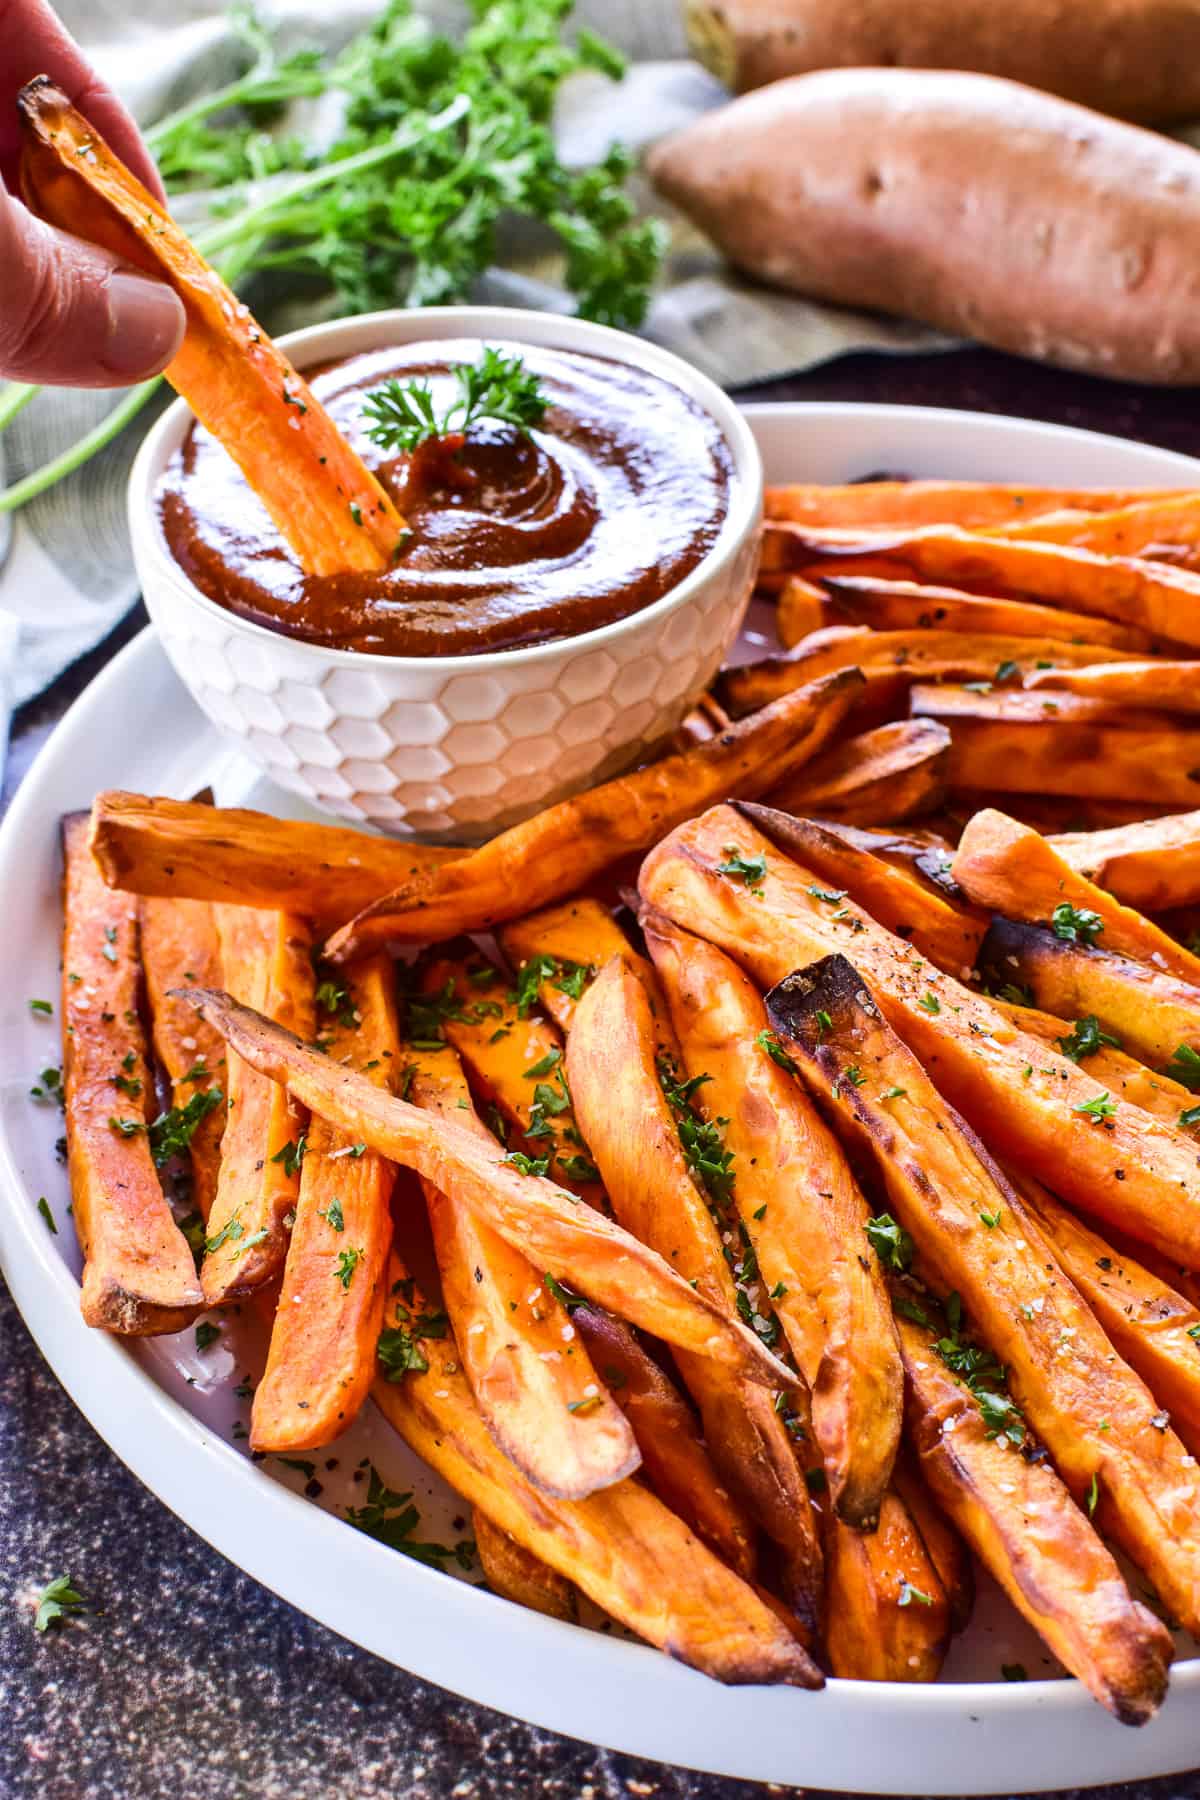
319;1198;345;1233
1086;1471;1100;1517
364;347;549;454
195;1321;221;1352
807;885;848;904
716;846;767;890
918;992;941;1014
557;1153;600;1184
271;1135;307;1177
148;1087;224;1167
36;1196;56;1234
865;1213;914;1273
755;1028;798;1074
1074;1090;1117;1122
980;1208;1002;1230
898;1580;933;1608
34;1574;88;1634
1057;1015;1120;1063
335;1247;363;1290
1001;1663;1028;1682
523;1048;562;1079
29;999;52;1016
502;1150;552;1177
544;1272;584;1313
1164;1044;1200;1091
1051;902;1104;946
567;1394;603;1415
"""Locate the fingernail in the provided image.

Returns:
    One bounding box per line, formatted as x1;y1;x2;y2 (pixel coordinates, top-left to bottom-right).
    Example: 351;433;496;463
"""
103;271;185;378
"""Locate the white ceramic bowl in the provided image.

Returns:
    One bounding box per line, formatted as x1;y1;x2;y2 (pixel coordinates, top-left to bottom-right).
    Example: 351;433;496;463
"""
129;306;762;840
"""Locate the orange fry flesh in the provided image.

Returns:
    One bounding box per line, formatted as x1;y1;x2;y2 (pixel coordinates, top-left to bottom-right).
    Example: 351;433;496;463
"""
762;483;1185;531
402;1038;640;1502
17;79;405;574
60;815;202;1333
824;1498;949;1683
370;1259;824;1689
250;955;398;1452
1049;811;1200;913
139;896;227;1222
797;575;1154;652
767;719;950;827
321;668;866;962
176;986;791;1384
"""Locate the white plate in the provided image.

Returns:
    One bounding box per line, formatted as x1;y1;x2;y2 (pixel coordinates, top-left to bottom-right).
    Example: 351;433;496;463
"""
4;405;1200;1794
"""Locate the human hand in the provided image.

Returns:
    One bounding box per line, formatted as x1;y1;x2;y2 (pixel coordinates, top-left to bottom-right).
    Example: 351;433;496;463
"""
0;0;184;387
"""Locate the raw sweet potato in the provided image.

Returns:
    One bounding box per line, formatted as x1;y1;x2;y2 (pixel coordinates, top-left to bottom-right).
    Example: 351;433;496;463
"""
322;668;865;961
371;1258;823;1688
1026;662;1200;713
200;907;314;1304
897;1310;1172;1725
767;719;950;827
473;1510;578;1622
637;804;1200;1266
647;69;1200;385
978;915;1200;1074
641;907;902;1526
766;522;1200;645
567;958;824;1635
953;808;1200;984
1048;811;1200;911
89;793;459;926
250;955;398;1452
139;897;227;1222
823;1496;949;1682
764;952;1200;1638
403;1038;639;1501
177;986;792;1384
1017;1178;1200;1458
60;814;202;1333
686;0;1200;124
761;482;1180;531
17;80;406;573
719;630;1127;716
794;576;1154;653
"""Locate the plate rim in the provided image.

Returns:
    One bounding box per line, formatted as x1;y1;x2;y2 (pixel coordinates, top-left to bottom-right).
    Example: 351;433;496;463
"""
4;402;1200;1791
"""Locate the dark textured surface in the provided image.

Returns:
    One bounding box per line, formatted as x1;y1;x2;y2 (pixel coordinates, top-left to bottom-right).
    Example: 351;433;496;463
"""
4;344;1200;1800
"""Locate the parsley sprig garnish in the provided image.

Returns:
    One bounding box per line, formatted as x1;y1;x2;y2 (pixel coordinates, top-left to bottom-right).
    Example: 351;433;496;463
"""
1057;1016;1120;1063
1051;902;1104;946
364;347;549;454
34;1574;89;1634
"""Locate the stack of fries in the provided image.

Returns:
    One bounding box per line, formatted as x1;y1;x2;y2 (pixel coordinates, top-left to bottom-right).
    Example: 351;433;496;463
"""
56;478;1200;1722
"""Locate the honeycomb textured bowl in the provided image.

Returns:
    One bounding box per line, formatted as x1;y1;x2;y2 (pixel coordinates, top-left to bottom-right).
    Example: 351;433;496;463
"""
129;306;762;839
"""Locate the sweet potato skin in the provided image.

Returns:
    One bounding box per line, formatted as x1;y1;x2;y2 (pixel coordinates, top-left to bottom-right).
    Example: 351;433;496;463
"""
1026;661;1200;713
687;0;1200;124
371;1259;824;1689
797;575;1154;652
473;1509;578;1622
768;719;950;827
178;986;791;1384
823;1498;949;1682
761;482;1183;530
567;958;824;1634
89;793;459;927
898;1312;1172;1725
642;910;902;1528
648;68;1200;384
764;952;1200;1640
60;815;202;1333
250;955;398;1452
139;897;227;1222
322;668;865;961
953;808;1200;985
1049;811;1200;912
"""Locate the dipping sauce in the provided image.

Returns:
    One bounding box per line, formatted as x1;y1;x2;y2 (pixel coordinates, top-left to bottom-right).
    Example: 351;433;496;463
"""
157;338;733;657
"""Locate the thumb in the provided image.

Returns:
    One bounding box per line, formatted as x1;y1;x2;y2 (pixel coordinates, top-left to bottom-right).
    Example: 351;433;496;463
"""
0;181;184;388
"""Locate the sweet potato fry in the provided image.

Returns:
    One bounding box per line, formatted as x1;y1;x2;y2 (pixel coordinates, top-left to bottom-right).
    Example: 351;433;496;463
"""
911;688;1200;807
775;575;833;644
764;952;1200;1638
640;909;902;1528
89;793;459;926
321;668;866;961
736;804;984;974
403;1037;639;1501
1017;1178;1200;1459
567;959;824;1634
767;719;950;827
769;524;1200;649
60;814;202;1333
200;907;314;1304
1026;661;1200;713
250;955;398;1452
498;898;678;1054
139;897;227;1222
897;1311;1172;1725
176;986;791;1384
17;80;405;574
762;482;1178;531
570;1303;757;1575
978;915;1200;1074
991;493;1200;560
1049;811;1200;912
719;630;1126;716
638;804;1200;1267
473;1509;578;1622
370;1259;824;1688
954;808;1200;985
823;1497;949;1681
889;1451;974;1637
991;1000;1198;1127
800;575;1155;652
